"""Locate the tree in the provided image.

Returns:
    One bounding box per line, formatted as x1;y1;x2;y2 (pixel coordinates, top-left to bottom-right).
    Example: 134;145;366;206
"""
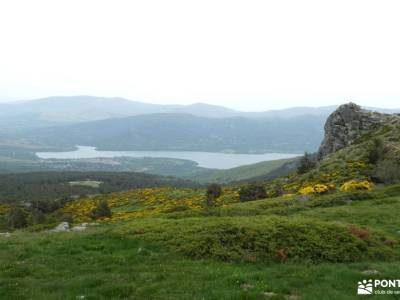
205;184;222;206
368;138;384;165
297;152;316;174
239;184;267;202
6;207;28;229
90;200;112;219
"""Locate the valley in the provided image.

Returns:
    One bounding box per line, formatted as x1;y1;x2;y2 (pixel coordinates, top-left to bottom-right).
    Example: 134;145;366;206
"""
1;102;400;299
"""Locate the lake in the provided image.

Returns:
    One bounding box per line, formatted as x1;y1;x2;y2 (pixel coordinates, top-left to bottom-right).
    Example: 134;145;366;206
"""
36;146;300;170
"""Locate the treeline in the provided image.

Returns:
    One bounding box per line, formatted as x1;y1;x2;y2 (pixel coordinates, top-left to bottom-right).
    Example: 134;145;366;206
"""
0;171;199;205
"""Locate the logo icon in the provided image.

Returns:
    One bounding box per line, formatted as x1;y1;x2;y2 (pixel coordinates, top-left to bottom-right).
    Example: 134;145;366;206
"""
358;279;373;295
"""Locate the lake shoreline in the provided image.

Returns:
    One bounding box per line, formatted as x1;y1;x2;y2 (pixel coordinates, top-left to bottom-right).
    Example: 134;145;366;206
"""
36;146;300;170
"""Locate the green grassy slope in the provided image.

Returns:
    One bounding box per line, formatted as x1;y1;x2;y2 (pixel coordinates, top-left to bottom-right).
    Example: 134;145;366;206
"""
1;185;400;299
193;158;297;183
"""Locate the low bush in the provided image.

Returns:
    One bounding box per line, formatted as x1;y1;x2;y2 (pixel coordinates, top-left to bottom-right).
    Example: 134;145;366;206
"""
205;184;222;206
382;184;400;196
90;200;112;220
340;180;374;192
367;138;384;164
238;184;267;202
299;184;332;195
5;207;28;229
125;216;397;263
307;190;378;208
297;152;317;174
374;159;400;184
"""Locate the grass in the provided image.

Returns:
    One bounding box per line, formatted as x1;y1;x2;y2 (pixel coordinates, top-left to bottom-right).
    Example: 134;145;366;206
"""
1;224;399;299
1;186;400;299
298;196;400;235
194;158;296;183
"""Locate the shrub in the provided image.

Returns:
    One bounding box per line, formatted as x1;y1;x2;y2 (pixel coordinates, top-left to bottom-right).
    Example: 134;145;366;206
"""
6;207;28;229
239;184;267;202
299;184;330;195
135;217;396;263
297;152;317;174
90;200;112;220
382;184;400;196
374;159;400;184
367;138;384;164
340;180;374;192
58;213;74;223
307;190;378;208
348;225;370;240
266;184;284;198
31;199;67;214
29;209;46;225
205;184;222;206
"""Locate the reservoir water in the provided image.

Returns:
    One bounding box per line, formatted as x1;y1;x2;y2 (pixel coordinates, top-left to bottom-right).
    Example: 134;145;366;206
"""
36;146;300;169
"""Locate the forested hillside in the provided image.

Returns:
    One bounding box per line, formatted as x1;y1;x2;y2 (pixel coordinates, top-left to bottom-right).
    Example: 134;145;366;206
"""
26;113;325;153
0;172;197;205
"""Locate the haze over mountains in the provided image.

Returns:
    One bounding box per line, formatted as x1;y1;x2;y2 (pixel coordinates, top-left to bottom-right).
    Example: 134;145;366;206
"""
29;113;325;153
1;96;399;155
2;96;399;124
0;96;239;126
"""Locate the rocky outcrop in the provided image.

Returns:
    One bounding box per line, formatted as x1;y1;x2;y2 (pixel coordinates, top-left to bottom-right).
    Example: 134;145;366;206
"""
51;222;70;232
50;222;96;233
318;103;387;158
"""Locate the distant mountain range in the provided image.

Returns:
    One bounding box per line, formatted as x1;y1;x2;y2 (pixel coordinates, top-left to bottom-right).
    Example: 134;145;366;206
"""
1;96;399;154
2;95;399;127
0;96;238;127
27;113;325;153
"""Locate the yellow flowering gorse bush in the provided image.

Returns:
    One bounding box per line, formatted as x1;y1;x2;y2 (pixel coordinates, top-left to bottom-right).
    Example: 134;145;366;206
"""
340;180;374;192
299;184;331;195
60;187;241;223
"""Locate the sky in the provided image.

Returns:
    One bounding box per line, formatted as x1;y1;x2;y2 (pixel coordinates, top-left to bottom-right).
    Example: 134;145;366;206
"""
0;0;399;111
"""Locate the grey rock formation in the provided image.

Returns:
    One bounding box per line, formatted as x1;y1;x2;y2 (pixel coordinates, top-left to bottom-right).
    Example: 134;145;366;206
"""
318;103;387;158
50;222;98;233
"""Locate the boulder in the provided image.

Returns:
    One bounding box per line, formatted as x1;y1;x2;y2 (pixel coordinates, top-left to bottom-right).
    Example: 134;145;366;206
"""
51;222;70;232
71;223;88;232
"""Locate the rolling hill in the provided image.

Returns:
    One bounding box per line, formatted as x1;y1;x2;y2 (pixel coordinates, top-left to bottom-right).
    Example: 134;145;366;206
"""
26;113;325;153
0;96;239;127
3;96;399;127
193;157;298;183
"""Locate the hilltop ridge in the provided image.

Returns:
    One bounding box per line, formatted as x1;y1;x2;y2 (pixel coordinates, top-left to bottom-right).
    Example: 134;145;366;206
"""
318;103;393;157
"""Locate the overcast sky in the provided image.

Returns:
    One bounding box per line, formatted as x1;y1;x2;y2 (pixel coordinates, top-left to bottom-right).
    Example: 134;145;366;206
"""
0;0;399;111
